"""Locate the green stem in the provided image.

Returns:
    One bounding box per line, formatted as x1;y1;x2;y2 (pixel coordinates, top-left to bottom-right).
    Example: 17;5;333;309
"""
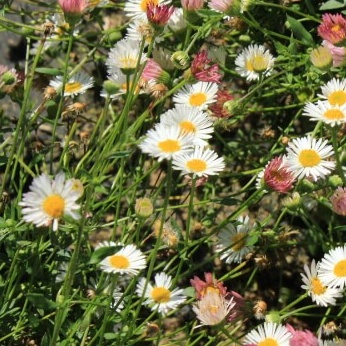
0;35;45;197
279;292;308;314
331;126;346;185
49;29;75;174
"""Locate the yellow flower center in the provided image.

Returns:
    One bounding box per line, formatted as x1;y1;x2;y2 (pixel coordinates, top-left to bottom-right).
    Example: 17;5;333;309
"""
298;149;321;167
42;194;65;219
208;304;219;314
65;82;82;94
179;121;196;133
231;233;246;251
328;90;346;106
140;0;158;11
246;56;268;73
151;286;171;303
189;92;207;107
324;109;344;120
334;259;346;277
248;55;268;73
258;338;279;346
119;57;137;69
109;254;130;269
332;24;341;33
311;277;326;295
158;139;181;153
186;159;207;172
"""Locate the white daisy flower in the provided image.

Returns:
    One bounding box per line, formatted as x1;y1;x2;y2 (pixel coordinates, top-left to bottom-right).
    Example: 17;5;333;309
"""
301;259;343;307
19;172;81;231
318;245;346;289
303;100;346;126
125;18;156;46
160;105;214;146
173;81;218;110
285;135;335;181
136;272;186;315
172;146;225;177
100;244;147;276
318;78;346;106
216;215;253;264
235;44;275;81
124;0;171;19
100;67;143;99
106;39;147;75
193;291;235;326
167;7;187;32
243;322;292;346
49;72;94;97
94;240;123;250
138;123;194;161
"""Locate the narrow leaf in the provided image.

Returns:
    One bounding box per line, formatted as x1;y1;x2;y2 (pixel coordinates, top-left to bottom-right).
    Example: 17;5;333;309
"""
286;15;314;46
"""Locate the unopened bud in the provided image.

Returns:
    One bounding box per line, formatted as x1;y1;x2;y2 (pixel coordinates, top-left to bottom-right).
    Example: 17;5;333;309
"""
135;197;154;218
170;51;190;70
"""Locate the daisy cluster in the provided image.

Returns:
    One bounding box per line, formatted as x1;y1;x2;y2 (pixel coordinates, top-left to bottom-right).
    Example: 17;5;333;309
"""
5;0;346;343
256;78;346;194
138;101;226;178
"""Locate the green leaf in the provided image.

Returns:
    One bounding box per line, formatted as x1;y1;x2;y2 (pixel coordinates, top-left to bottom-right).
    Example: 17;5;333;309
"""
26;293;57;310
286;15;314;46
104;333;118;340
320;0;346;10
184;287;196;298
35;67;62;76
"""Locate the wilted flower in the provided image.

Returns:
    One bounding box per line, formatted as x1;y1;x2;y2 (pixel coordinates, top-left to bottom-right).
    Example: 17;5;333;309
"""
152;219;180;248
146;2;175;29
190;272;228;299
257;156;296;193
209;89;234;118
193;291;235;326
330;187;346;216
190;50;222;83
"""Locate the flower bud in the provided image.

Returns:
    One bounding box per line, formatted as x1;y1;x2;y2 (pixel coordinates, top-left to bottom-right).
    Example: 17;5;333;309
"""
135;197;154;218
170;51;190;70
